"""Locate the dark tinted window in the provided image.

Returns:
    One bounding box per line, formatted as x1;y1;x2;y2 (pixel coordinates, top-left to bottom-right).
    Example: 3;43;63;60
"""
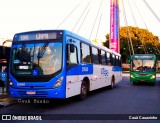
92;47;99;64
101;50;106;65
81;43;91;63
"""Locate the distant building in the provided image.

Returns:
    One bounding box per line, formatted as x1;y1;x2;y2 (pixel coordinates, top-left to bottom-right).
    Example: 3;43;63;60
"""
0;37;11;90
0;37;6;45
0;38;12;47
2;39;12;47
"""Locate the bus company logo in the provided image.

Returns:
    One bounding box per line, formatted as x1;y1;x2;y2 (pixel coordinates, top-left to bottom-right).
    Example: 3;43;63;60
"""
101;68;109;76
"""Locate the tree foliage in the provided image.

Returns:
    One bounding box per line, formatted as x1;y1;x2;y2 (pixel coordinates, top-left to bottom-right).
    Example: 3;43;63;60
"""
103;26;160;63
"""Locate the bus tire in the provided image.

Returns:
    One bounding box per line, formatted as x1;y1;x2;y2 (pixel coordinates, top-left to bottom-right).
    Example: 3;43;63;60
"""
79;81;88;100
133;82;137;85
151;82;155;86
109;76;115;89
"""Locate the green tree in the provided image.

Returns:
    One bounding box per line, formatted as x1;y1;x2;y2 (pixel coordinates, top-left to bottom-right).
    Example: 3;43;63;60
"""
104;26;160;63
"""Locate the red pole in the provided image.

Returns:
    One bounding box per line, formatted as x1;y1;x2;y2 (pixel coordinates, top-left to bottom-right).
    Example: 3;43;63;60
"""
110;0;119;53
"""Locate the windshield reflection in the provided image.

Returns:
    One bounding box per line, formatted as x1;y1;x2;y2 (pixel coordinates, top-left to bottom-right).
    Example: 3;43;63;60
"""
131;60;155;72
11;42;62;76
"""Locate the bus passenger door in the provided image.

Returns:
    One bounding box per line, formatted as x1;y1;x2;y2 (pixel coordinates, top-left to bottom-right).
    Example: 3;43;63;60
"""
66;37;81;98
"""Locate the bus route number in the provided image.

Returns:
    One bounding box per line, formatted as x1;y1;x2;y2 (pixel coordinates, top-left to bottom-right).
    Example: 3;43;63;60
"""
20;35;29;41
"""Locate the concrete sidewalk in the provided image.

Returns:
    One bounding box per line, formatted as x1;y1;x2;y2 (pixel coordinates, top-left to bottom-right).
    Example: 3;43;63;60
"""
0;88;16;108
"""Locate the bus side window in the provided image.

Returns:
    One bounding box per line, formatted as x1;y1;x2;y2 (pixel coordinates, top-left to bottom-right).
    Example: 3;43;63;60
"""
119;57;122;67
116;55;119;66
81;43;91;63
111;54;115;66
101;50;106;65
70;46;78;64
110;54;113;66
67;44;78;64
106;52;111;65
91;47;99;64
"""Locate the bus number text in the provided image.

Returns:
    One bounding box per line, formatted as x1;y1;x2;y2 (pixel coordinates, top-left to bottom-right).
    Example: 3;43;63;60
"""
82;67;88;72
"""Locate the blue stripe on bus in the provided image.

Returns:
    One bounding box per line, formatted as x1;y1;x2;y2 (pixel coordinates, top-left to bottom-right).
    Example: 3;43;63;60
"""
67;64;93;76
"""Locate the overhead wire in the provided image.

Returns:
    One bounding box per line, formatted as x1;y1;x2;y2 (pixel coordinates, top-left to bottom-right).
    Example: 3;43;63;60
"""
132;0;148;53
72;0;91;32
143;0;160;23
142;0;160;55
76;9;90;33
128;0;147;54
89;0;104;40
95;12;102;40
56;1;82;29
121;0;134;55
121;1;131;56
127;0;137;26
56;0;106;42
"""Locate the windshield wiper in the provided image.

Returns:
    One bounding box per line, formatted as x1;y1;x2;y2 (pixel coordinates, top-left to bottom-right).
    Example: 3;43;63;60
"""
20;43;31;63
37;42;49;65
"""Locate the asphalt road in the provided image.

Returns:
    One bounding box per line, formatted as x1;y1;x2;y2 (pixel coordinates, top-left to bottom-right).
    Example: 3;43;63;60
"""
0;74;160;123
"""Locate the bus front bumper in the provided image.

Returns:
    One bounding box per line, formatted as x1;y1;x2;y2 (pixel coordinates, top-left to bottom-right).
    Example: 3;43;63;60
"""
130;77;156;83
9;87;66;99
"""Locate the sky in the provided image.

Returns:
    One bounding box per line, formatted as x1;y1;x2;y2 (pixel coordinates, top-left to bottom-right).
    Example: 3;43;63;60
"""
0;0;160;42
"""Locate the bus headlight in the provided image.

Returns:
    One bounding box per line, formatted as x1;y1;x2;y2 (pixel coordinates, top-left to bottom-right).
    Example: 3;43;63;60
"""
130;75;135;78
9;80;14;87
151;75;156;79
53;77;63;88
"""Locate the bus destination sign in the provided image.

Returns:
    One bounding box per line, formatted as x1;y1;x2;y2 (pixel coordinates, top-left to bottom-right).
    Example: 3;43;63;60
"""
14;32;62;41
133;55;154;59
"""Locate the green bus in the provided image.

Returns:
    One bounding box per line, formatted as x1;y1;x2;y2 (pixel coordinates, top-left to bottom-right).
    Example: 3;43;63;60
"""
130;54;156;85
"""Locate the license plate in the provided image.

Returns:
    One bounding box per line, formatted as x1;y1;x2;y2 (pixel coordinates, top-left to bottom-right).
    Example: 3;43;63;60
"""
26;91;36;95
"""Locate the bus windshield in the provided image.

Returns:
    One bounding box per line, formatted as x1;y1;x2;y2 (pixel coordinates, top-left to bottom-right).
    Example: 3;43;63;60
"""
131;60;155;72
11;41;62;76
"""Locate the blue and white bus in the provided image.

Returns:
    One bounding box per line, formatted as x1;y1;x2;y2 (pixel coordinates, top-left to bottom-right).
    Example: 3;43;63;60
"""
9;30;122;99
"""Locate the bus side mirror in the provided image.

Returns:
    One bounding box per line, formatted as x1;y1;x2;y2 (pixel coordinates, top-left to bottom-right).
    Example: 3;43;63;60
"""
70;44;75;53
